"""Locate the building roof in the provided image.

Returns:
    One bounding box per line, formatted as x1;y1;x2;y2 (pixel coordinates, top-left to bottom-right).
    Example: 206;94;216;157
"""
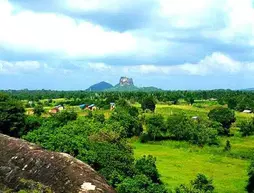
88;104;95;108
243;110;252;113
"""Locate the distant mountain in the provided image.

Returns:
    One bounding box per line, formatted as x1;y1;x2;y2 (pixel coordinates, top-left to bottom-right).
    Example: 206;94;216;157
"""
86;77;162;92
106;77;162;92
86;81;113;91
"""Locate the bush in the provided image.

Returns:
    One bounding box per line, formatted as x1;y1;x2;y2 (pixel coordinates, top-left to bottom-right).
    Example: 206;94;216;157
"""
224;140;231;151
247;161;254;193
116;175;167;193
33;105;45;116
139;132;150;143
141;97;156;112
176;173;214;193
0;93;25;137
239;119;254;136
135;155;161;183
166;114;218;146
146;114;166;140
208;107;235;135
93;113;105;123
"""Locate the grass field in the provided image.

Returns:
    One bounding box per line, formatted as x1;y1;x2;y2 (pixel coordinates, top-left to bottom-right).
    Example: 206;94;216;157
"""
132;103;254;193
133;140;250;193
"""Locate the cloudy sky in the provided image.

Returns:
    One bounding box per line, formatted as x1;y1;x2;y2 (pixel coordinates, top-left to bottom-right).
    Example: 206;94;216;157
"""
0;0;254;90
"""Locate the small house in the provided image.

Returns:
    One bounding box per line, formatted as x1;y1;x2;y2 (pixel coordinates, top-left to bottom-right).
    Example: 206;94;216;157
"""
79;104;86;110
243;110;252;114
49;107;59;114
87;104;96;111
110;103;115;110
192;116;199;120
55;105;64;111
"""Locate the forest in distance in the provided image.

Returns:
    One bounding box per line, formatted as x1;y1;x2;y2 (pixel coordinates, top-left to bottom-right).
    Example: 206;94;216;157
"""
1;89;254;193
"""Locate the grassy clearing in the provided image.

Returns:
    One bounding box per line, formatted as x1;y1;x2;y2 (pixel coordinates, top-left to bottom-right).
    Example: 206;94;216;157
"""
133;140;249;193
133;103;254;193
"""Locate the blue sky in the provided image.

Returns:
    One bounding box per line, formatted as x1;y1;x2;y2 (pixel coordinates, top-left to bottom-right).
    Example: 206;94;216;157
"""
0;0;254;90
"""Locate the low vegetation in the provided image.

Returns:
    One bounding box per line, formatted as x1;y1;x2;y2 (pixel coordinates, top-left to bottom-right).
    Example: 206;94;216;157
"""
1;90;254;192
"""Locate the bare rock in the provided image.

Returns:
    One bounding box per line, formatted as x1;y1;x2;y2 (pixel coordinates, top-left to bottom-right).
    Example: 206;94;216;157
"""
0;134;115;193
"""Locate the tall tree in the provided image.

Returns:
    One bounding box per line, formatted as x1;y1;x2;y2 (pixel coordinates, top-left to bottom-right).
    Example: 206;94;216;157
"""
0;93;25;137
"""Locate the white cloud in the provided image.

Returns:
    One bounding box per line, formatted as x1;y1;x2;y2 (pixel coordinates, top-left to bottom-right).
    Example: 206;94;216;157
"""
1;52;253;76
158;0;221;29
200;0;254;44
88;62;112;71
64;0;131;13
0;0;138;58
0;60;41;74
122;52;254;75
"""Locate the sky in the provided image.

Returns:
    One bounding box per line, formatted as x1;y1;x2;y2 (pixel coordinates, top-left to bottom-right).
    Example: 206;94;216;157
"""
0;0;254;90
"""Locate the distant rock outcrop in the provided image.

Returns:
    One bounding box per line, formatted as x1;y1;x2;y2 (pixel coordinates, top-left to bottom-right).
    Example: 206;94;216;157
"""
0;134;115;193
119;77;134;86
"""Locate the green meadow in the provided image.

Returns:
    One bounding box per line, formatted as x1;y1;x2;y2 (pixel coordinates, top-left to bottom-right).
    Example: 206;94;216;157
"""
132;103;254;193
133;139;249;193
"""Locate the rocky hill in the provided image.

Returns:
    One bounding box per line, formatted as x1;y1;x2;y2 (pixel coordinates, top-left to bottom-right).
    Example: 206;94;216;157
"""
0;134;115;193
86;81;113;91
119;77;134;86
86;77;162;92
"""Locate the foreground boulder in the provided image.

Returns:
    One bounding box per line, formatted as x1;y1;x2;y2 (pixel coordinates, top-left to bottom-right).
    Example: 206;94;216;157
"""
0;134;115;193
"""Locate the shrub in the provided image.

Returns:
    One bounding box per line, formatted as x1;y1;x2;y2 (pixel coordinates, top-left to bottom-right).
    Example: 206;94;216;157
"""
135;155;160;183
176;173;214;193
146;114;166;140
141;97;156;112
247;161;254;193
208;107;235;135
224;140;231;151
239;119;254;136
0;93;25;137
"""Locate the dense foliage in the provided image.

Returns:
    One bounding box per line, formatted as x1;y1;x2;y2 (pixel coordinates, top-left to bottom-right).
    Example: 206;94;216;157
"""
142;114;218;146
239;118;254;137
208;107;235;135
3;89;254;192
141;96;156;112
0;93;25;137
247;161;254;193
176;174;215;193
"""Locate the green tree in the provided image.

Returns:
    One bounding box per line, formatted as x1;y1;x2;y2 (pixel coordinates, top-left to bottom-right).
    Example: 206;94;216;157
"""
52;111;77;126
176;174;214;193
135;155;160;183
0;93;25;137
141;97;156;112
146;114;165;140
116;175;167;193
247;161;254;193
228;98;237;109
33;105;45;116
239;119;254;136
93;113;105;123
187;97;195;105
208;107;235;135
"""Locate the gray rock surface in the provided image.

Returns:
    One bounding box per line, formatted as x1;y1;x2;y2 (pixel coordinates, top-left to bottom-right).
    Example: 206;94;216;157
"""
0;134;115;193
119;77;134;86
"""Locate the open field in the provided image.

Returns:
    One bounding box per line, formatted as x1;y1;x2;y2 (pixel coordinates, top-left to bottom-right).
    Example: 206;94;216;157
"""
131;103;254;193
133;139;250;193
